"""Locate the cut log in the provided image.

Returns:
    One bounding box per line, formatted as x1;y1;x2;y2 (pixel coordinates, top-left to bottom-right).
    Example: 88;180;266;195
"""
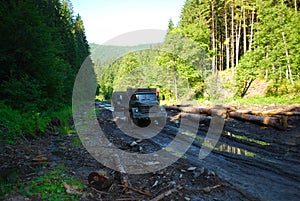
165;106;212;115
228;112;288;130
232;109;300;116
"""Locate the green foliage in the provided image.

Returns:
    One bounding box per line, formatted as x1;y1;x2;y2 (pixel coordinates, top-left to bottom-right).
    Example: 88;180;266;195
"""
234;0;299;97
92;0;299;104
0;0;90;141
49;107;74;135
113;52;140;90
0;0;89;111
226;94;300;105
204;74;225;102
157;30;210;101
71;134;82;147
0;102;50;144
0;102;74;144
22;165;85;201
266;80;300;97
1;75;43;112
235;50;261;97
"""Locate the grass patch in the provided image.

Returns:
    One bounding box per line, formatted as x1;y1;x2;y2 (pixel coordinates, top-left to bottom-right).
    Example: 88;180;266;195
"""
22;165;85;201
71;134;82;147
0;102;50;144
0;165;85;200
49;107;74;135
226;94;300;105
225;131;270;146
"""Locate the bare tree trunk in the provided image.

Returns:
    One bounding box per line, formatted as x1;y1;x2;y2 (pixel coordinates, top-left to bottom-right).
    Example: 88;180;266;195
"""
174;73;178;102
231;3;235;77
236;18;242;66
249;7;255;51
243;6;247;54
295;0;298;12
225;7;230;70
265;47;269;79
220;39;224;71
215;9;218;72
211;2;217;74
282;32;294;85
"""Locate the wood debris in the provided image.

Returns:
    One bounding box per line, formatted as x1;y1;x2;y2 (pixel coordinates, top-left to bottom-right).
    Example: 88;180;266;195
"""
150;186;183;201
63;182;81;195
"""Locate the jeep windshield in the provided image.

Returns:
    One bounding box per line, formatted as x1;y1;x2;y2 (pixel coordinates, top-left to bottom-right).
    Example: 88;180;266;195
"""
135;93;157;101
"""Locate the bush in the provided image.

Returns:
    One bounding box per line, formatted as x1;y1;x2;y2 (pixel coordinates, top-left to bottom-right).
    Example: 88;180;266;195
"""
1;75;44;112
0;103;75;144
0;102;50;144
0;102;23;144
48;107;74;135
204;74;225;102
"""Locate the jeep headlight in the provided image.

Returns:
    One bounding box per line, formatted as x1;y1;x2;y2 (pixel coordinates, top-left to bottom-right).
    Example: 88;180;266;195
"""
132;107;139;113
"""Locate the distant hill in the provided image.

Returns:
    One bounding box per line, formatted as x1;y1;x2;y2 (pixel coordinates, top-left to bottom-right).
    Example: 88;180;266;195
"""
90;43;160;66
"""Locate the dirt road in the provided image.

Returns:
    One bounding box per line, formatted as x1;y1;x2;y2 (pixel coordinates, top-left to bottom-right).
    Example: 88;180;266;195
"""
1;104;299;200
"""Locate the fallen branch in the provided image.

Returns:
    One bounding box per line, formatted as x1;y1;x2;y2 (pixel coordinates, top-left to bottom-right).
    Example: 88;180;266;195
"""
191;184;223;193
119;185;152;197
150;186;183;201
63;182;82;195
90;187;109;195
114;154;130;192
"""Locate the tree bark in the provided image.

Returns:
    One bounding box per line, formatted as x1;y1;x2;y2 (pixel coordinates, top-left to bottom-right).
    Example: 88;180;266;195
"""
211;2;216;74
243;5;247;54
236;17;242;66
231;3;235;77
225;6;230;70
228;112;288;130
232;109;300;116
165;106;212;115
249;6;255;51
282;32;294;85
174;73;178;102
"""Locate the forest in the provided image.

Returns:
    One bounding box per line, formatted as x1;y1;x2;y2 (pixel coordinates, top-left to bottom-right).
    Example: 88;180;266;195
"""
0;0;89;143
0;0;299;143
95;0;299;104
0;0;300;200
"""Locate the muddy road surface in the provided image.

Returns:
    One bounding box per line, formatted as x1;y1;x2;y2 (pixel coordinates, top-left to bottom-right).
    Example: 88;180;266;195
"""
98;104;300;201
1;104;299;200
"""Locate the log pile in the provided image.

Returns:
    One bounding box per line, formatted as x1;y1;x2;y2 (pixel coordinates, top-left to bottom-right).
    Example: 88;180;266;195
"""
165;105;296;130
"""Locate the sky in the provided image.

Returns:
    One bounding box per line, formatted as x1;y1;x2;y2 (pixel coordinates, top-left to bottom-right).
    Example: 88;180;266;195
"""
71;0;186;45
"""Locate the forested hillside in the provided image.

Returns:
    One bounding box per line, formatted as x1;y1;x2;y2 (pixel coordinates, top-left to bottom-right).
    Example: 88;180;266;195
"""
95;0;299;103
0;0;89;143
